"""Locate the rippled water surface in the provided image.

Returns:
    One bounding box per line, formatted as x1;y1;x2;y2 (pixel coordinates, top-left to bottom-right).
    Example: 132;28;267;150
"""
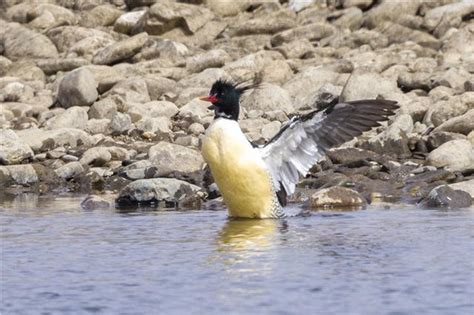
1;194;474;315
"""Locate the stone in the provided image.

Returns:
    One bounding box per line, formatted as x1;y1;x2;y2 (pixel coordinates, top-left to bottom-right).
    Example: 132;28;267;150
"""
289;0;316;12
276;39;314;59
114;10;147;35
427;140;474;172
261;121;282;140
128;101;178;122
23;4;77;29
16;128;93;153
231;10;296;36
47;26;113;53
309;186;367;209
433;109;474;135
79;5;122;28
188;123;205;136
259;60;293;85
0;129;34;165
0;57;12;76
376;22;440;50
36;58;89;75
365;1;421;28
207;0;250;17
55;161;84;180
148;142;204;183
0;164;38;186
136;117;171;135
186;49;231;74
44;106;89;130
331;7;364;31
241;84;294;114
86;119;111;135
271;22;335;46
179;68;230;90
80;147;113;166
57;68;98;108
426;93;474;127
178;98;214;123
116;178;204;208
423;1;474;33
342;0;373;9
427;131;467;150
4;23;58;60
107;78;151;104
88;98;118;120
327;148;379;165
110;112;133;135
423;186;472;209
92;32;148;65
80;195;112;210
82;65;124;93
341;71;400;101
448;179;474;199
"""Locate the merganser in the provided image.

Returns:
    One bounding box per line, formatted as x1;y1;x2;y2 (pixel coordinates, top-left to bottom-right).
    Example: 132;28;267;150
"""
200;79;398;219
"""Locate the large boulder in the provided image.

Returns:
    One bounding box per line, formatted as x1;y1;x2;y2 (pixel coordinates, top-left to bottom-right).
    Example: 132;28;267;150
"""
427;140;474;172
0;129;34;165
57;68;98;108
116;178;205;208
148;142;204;183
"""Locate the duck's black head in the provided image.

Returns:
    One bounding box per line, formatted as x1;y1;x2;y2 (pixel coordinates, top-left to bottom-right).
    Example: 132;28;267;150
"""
200;79;257;121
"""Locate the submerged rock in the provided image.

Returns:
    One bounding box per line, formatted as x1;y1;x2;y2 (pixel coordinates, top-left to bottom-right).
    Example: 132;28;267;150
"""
81;195;112;210
116;178;205;208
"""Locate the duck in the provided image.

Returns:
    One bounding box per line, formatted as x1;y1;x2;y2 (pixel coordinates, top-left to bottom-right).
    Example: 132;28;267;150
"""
200;79;398;219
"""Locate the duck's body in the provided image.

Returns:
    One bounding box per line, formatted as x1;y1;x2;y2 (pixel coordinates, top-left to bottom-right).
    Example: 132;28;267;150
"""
202;118;281;218
200;79;399;219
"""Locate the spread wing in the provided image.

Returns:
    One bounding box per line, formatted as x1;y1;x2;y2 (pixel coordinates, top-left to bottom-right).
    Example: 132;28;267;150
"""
259;100;399;195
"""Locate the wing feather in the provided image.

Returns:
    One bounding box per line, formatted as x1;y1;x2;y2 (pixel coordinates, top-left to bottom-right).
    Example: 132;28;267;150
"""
259;99;398;196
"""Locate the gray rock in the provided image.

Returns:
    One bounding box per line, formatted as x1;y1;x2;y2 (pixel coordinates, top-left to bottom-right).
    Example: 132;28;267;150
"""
85;119;111;135
44;106;89;130
327;147;379;165
0;129;34;165
427;131;467;150
241;84;294;114
92;32;148;65
423;186;472;209
88;98;118;120
57;68;98;108
365;1;420;28
426;93;474;127
188;123;205;136
16;128;93;153
116;178;205;208
55;161;84;180
79;4;122;28
148;142;204;183
186;49;231;74
448;179;474;199
271;22;335;46
376;21;440;50
80;147;112;166
427;140;474;172
341;71;400;101
309;186;367;209
342;0;373;10
207;0;250;16
331;7;364;31
110;112;133;135
276;39;314;59
178;99;213;123
261;121;282;140
259;60;293;85
107;78;151;104
80;195;112;210
136;117;171;135
433;109;474;135
36;58;89;75
4;23;58;60
179;68;230;90
114;10;147;34
0;56;12;76
423;1;474;34
82;65;124;93
231;9;296;36
127;101;178;122
0;164;38;186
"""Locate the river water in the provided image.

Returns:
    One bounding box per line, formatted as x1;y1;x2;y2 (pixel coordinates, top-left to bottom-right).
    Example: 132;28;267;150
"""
1;194;473;315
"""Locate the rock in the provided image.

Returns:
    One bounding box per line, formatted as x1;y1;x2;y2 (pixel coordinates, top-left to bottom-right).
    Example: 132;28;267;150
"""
80;195;112;210
148;142;204;183
261;121;281;140
365;1;420;28
276;39;314;59
79;5;122;28
423;1;474;34
36;58;89;75
327;148;379;165
0;164;38;186
109;112;133;135
0;129;34;165
271;22;335;46
207;0;250;17
114;10;147;34
231;10;296;36
4;23;58;60
136;117;171;135
341;71;400;101
16;128;93;153
427;140;474;172
309;186;367;209
116;178;205;208
259;60;293;85
423;186;472;209
427;131;467;150
92;32;148;65
241;84;294;114
178;98;214;123
449;179;474;199
343;0;373;10
146;2;214;35
88;98;118;120
376;22;440;50
0;57;12;76
44;106;89;130
426;93;474;127
406;169;456;184
128;101;178;122
107;78;151;104
186;49;230;74
331;7;364;31
57;68;98;108
82;65;124;93
179;68;230;90
47;26;113;53
289;0;316;12
55;161;84;180
188;123;205;136
433;109;474;135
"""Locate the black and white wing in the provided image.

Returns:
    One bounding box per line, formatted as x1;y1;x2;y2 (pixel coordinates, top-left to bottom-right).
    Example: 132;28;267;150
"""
259;100;399;196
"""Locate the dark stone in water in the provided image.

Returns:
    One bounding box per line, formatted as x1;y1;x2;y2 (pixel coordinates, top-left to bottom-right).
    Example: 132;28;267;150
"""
423;186;472;209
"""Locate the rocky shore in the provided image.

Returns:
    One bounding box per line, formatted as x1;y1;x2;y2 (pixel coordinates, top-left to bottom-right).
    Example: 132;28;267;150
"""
0;0;473;210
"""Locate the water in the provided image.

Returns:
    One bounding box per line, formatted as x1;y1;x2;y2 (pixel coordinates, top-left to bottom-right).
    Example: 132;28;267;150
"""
1;194;474;315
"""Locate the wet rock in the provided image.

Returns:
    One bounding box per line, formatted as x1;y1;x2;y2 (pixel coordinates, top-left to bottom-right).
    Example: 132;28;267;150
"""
0;165;38;186
4;23;58;60
44;106;89;130
16;128;93;153
148;142;204;183
92;32;148;65
116;178;205;208
241;84;294;115
427;140;474;172
309;186;367;209
0;129;34;165
423;186;472;209
449;179;474;199
80;195;112;210
55;161;84;180
57;68;98;108
114;10;147;34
